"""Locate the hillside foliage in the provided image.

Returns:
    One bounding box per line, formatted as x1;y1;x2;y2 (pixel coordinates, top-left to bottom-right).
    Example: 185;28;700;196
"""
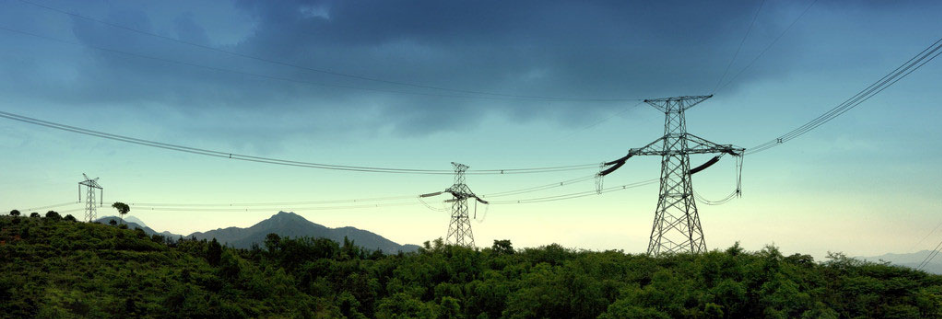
2;214;942;318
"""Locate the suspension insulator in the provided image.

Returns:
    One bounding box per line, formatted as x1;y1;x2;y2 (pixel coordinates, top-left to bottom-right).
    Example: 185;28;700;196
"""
599;160;626;176
604;153;634;166
689;156;721;175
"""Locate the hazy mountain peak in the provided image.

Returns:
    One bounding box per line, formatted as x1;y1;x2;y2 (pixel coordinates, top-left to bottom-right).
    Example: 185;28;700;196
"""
123;215;148;227
188;211;417;253
858;250;942;275
272;211;302;219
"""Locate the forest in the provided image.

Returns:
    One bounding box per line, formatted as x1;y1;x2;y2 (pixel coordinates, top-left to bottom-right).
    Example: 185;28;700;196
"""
2;212;942;319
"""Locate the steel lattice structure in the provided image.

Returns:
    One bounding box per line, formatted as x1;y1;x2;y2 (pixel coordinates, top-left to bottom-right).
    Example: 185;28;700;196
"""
600;95;744;255
78;173;103;222
420;162;488;247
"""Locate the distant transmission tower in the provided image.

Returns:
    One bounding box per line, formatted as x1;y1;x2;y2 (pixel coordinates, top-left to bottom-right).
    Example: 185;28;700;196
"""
420;162;488;247
599;95;744;255
78;173;103;222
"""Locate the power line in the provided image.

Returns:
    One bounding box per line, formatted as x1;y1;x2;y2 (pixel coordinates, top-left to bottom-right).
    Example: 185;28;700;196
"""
480;174;598;198
747;34;942;155
129;173;606;211
0;110;597;175
59;207;85;214
14;0;637;103
693;154;744;206
715;0;819;93
490;179;658;205
917;238;942;271
128;195;418;208
557;101;646;141
911;220;942;252
129;179;640;213
712;0;767;93
23;201;80;211
132;202;419;212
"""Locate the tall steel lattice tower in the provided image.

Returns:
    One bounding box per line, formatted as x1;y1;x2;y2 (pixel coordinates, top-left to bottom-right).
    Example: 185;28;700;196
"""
420;162;488;247
599;95;744;255
78;173;103;222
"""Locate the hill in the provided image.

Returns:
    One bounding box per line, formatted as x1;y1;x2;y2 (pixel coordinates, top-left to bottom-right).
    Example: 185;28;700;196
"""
3;214;942;318
122;215;148;228
187;211;419;253
860;250;942;275
95;216;182;239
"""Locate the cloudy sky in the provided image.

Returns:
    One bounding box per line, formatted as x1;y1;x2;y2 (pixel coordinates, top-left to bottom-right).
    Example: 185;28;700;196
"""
1;0;941;259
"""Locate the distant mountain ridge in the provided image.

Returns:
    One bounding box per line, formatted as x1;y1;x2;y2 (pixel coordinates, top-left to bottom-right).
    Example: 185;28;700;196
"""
188;211;420;253
858;250;942;275
95;216;182;239
122;215;148;228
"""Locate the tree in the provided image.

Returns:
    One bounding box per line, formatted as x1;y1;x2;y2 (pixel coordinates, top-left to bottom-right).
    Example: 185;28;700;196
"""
112;202;130;224
9;210;19;217
29;212;40;218
64;214;77;222
207;238;223;266
109;219;118;226
45;211;61;220
493;239;515;255
265;233;281;255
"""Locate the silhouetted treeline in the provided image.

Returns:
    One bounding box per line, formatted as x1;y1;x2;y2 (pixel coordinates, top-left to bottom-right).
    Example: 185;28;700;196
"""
2;214;942;318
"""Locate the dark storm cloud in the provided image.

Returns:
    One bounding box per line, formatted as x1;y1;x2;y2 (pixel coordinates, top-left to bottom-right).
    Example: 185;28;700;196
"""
1;0;835;136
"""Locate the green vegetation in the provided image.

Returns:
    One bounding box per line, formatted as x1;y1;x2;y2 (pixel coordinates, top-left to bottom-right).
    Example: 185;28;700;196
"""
111;202;130;224
2;214;942;318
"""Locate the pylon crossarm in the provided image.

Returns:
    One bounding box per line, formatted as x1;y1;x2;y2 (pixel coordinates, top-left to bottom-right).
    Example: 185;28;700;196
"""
643;95;713;113
683;133;745;155
628;136;668;156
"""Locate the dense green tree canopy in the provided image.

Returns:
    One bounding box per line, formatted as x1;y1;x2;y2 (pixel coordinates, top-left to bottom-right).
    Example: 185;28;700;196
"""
1;214;941;318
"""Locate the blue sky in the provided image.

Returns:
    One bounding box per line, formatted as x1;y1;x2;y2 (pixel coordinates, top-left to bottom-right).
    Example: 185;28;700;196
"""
1;0;941;259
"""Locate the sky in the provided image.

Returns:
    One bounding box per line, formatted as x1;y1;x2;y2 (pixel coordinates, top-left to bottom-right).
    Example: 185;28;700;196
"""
1;0;941;260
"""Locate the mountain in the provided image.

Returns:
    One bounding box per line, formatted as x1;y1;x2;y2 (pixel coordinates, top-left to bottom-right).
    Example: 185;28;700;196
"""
95;216;182;239
122;215;148;228
188;211;420;253
858;250;942;275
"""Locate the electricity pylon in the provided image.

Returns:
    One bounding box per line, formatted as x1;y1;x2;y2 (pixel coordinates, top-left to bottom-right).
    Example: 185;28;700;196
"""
420;162;488;247
78;173;103;222
599;95;744;255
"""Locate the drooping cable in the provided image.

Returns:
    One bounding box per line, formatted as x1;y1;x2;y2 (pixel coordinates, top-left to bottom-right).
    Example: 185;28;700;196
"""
490;179;658;205
917;239;942;271
475;203;490;224
712;0;767;92
0;110;597;175
692;154;744;206
129;194;418;208
23;201;81;212
418;197;449;213
715;0;819;93
911;220;942;253
747;35;942;155
480;174;598;198
132;201;419;212
558;101;647;141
